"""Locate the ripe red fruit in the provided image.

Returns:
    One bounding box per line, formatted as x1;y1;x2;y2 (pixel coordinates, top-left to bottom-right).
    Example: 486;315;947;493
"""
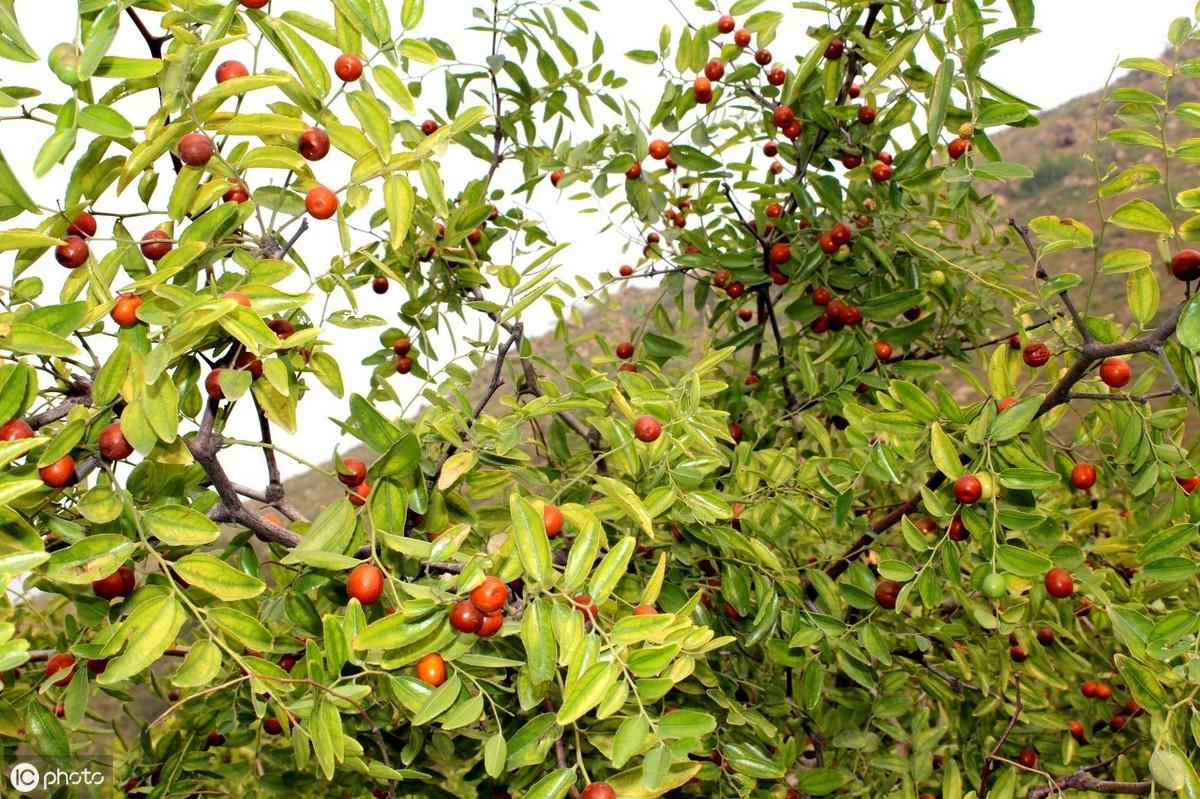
830;222;852;246
1070;463;1096;490
263;718;284;735
1170;249;1200;281
1022;342;1050;367
769;161;782;174
624;162;642;181
119;566;135;596
223;290;251;307
140;229;172;261
470;576;507;614
40;455;75;488
67;211;97;238
393;337;412;356
1110;714;1127;731
770;242;791;264
713;269;731;288
573;594;599;623
763;140;778;157
772;106;795;128
1099;357;1131;388
371;276;389;294
755;48;773;66
997;397;1017;413
693;75;713;103
948;137;971;160
716;15;735;33
648;139;670;160
726;281;745;298
704;60;725;81
733;28;751;47
1068;720;1085;740
543;504;564;537
0;419;33;441
98;422;133;461
349;482;371;506
234;351;262;380
92;570;125;600
1037;628;1055;646
1009;334;1021;349
1177;475;1200;494
782;120;802;140
45;653;76;686
812;287;832;306
634;415;662;442
87;658;108;675
874;341;893;361
874;580;900;610
581;783;616;799
55;235;89;268
1081;680;1099;697
346;563;384;605
550;169;564;187
877;150;894;165
178;133;215;167
421;119;440;136
298;127;331;161
871;162;892;182
767;67;785;85
449;600;483;634
765;202;783;219
841;152;863;169
334;52;363;81
477;611;503;637
338;458;367;487
915;518;938;534
305;186;338;220
857;106;876;125
954;475;983;505
632;604;657;616
728;422;743;443
1095;683;1113;700
204;369;225;400
240;0;270;7
824;38;844;59
1044;567;1074;598
615;342;634;361
394;355;413;374
818;233;838;254
618;265;634;278
1018;748;1037;768
948;515;968;541
848;83;861;98
1010;645;1028;662
215;60;249;83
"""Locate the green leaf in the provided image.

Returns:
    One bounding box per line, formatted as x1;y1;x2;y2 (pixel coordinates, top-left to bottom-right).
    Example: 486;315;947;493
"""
588;536;635;604
1114;654;1167;712
861;29;922;93
208;607;273;651
46;535;136;585
509;494;551;584
556;661;618;725
1110;199;1173;234
172;639;222;687
384;173;413;251
927;58;954;146
412;675;461;725
1176;293;1200;352
142;504;220;547
520;598;556;686
594;476;653;535
172;554;265;601
1099;164;1161;198
996;545;1051;577
98;595;185;685
1126;266;1159;325
928;423;961;479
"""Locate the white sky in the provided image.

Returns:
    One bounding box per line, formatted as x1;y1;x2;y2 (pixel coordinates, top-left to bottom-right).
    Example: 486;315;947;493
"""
3;1;1195;488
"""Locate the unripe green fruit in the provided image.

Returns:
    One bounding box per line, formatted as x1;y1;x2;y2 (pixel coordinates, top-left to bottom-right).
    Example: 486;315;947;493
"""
929;269;946;287
977;473;996;502
48;42;81;87
981;572;1006;598
833;244;851;262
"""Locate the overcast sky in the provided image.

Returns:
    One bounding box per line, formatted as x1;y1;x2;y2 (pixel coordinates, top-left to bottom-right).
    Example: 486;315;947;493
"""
5;1;1196;487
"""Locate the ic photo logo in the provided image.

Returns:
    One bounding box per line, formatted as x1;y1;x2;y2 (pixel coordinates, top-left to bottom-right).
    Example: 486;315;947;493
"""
9;762;39;792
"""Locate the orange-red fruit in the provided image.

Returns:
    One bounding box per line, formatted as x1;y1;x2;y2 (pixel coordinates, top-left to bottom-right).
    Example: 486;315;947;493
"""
372;276;389;294
349;481;371;506
573;594;599;622
948;137;971;160
948;515;968;541
1095;683;1113;700
421;119;439;135
726;281;745;298
0;419;33;441
394;355;413;374
871;162;892;182
632;604;657;616
625;162;642;181
763;140;778;157
68;211;97;238
298;127;331;161
204;369;225;400
1044;567;1074;598
334;52;363;81
1177;475;1200;494
824;38;844;59
1022;342;1050;367
857;106;876;125
767;67;785;86
39;455;75;488
477;611;503;637
416;653;446;686
339;457;368;487
830;222;852;246
648;139;670;160
633;415;661;443
618;265;634;277
393;337;412;356
615;342;634;360
693;75;713;103
1037;627;1055;646
1068;720;1085;739
954;475;982;505
704;60;725;81
1171;249;1200;281
178;133;215;167
874;341;893;361
98;422;133;461
543;504;564;537
92;569;126;600
470;576;507;614
755;48;772;65
1099;357;1131;388
140;229;172;261
45;653;76;686
55;235;89;268
1018;748;1037;768
1070;463;1096;490
772;106;795;128
997;397;1017;413
346;563;384;605
234;351;262;379
215;60;249;83
108;294;144;328
716;15;735;33
550;169;564;187
733;28;751;47
449;600;483;634
240;0;270;7
770;242;791;264
305;186;338;220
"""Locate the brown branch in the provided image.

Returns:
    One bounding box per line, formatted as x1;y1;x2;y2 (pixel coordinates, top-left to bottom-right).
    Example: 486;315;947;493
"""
26;376;93;429
979;673;1024;799
1026;772;1151;799
1009;219;1090;343
125;8;181;174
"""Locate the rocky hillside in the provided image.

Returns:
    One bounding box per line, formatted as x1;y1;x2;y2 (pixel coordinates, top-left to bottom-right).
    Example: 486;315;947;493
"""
279;46;1200;516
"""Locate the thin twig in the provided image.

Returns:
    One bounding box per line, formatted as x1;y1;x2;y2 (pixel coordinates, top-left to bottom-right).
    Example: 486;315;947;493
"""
979;673;1024;799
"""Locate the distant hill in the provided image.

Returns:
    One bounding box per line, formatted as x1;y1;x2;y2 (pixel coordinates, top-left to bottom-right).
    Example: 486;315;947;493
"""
279;45;1199;517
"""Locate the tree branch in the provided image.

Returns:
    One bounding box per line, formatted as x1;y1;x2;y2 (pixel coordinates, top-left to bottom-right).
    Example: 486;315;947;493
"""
1009;219;1090;343
1026;772;1151;799
979;673;1024;799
